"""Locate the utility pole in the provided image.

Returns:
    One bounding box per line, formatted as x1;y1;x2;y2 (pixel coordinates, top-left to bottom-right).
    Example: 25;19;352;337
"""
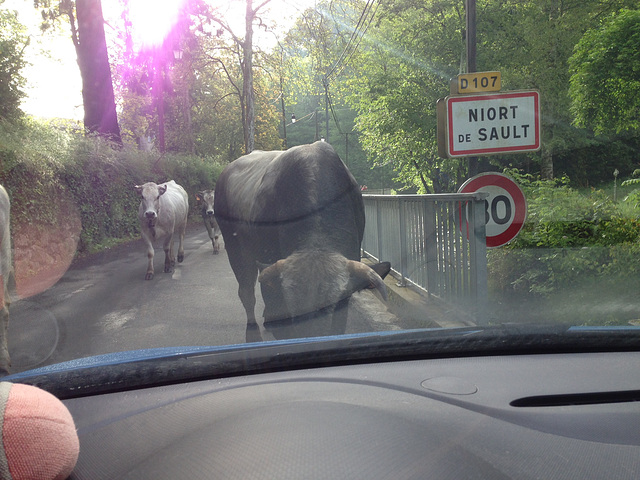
466;0;478;176
315;110;319;141
323;78;329;143
345;133;350;166
281;95;288;148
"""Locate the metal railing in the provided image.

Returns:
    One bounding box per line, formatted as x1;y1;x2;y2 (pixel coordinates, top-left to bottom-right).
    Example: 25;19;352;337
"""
362;193;488;324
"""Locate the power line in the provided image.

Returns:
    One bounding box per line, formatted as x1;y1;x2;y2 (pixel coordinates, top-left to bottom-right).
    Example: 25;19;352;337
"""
324;0;378;81
326;89;344;135
334;0;379;79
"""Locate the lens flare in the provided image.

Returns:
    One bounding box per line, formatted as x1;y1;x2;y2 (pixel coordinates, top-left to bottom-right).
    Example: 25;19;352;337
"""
127;0;185;50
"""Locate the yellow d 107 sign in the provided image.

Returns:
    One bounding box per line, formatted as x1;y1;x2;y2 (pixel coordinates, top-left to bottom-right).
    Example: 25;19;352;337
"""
442;90;541;158
451;71;501;94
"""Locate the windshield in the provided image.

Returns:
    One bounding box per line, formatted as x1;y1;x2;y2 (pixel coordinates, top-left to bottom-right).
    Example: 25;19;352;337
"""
0;0;639;379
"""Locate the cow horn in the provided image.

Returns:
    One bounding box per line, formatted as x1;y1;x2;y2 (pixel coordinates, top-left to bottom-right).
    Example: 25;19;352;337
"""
258;259;285;285
347;260;388;301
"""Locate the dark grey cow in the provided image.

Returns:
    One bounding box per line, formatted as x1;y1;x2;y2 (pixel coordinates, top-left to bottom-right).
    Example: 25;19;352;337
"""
195;190;222;254
0;185;11;373
214;141;389;342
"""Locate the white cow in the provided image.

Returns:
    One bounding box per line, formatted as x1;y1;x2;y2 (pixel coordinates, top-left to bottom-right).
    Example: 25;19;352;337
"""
135;180;189;280
0;185;12;374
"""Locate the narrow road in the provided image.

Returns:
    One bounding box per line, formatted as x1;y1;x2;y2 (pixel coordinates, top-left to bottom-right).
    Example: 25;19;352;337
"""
8;225;395;374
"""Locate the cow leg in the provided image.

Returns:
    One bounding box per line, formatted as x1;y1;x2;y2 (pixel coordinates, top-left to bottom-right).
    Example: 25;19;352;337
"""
0;304;9;375
163;234;174;273
177;219;186;263
213;233;220;254
226;247;262;342
235;265;261;342
143;236;155;280
238;281;262;342
205;219;219;255
213;220;222;254
204;219;215;254
212;222;221;254
210;231;218;255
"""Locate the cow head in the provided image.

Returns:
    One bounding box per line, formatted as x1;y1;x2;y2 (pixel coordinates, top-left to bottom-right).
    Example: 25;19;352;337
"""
135;182;167;228
257;250;388;329
196;190;215;216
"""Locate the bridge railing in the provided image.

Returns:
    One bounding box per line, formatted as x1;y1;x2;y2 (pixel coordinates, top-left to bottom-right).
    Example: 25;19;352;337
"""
362;193;488;324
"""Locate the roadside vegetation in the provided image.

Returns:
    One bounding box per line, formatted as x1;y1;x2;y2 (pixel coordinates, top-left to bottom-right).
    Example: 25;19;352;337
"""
0;118;225;255
488;172;640;326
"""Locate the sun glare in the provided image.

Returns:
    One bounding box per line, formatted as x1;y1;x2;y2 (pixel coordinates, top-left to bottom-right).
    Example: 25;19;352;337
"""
127;0;186;51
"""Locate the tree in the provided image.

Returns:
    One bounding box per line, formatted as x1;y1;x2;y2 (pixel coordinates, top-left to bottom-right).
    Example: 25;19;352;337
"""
336;0;638;188
569;9;640;136
75;0;121;141
0;6;28;122
345;0;466;192
274;1;408;190
158;16;280;159
37;0;121;141
210;0;273;154
471;0;639;181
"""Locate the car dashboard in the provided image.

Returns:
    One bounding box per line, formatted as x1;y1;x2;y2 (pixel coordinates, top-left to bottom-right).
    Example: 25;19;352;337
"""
44;343;640;479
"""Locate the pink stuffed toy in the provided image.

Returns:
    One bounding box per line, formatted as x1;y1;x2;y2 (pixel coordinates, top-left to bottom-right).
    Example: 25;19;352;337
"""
0;382;79;480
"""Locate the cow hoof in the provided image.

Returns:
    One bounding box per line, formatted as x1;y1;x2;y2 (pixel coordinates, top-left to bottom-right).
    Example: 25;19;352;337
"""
145;272;154;280
177;254;184;263
245;325;263;343
213;250;219;255
164;267;173;273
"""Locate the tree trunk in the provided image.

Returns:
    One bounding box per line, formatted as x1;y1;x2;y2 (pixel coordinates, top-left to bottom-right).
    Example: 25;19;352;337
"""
75;0;121;143
540;127;554;180
243;0;255;153
412;159;432;194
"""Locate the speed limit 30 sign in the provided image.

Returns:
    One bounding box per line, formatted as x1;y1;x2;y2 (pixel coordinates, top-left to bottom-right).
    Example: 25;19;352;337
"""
458;173;527;247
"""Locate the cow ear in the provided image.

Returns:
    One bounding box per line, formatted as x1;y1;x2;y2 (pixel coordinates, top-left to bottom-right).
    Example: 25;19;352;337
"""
347;260;388;301
158;185;167;196
258;260;283;287
370;261;391;280
134;185;143;195
195;193;202;202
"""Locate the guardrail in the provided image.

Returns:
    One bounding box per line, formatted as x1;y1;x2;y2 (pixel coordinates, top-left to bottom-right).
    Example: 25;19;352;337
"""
362;193;488;324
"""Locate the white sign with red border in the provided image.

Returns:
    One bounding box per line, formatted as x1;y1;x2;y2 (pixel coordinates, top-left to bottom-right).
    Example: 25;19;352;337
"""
446;90;540;157
458;173;527;248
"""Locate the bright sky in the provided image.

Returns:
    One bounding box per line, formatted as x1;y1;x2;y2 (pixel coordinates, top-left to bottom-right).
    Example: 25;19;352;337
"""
3;0;315;121
5;0;83;120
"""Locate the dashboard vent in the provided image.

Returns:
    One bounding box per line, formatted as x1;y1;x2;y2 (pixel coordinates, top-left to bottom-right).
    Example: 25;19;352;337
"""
511;390;640;407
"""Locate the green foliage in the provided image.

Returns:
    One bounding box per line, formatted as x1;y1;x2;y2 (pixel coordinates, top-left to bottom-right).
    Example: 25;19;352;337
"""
506;172;631;248
0;6;29;121
0;118;225;255
295;0;640;187
621;171;640;208
569;9;640;136
488;172;640;314
601;242;640;278
342;0;465;192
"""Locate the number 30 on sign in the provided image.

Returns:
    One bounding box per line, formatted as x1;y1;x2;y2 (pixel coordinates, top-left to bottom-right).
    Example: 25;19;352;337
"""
458;173;527;248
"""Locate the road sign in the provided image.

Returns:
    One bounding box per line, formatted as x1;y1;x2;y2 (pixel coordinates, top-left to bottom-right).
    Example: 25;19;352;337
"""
444;90;540;158
450;71;501;94
458;172;527;248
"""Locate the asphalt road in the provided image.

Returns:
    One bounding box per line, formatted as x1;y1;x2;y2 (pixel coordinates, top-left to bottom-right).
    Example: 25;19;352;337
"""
8;225;396;374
